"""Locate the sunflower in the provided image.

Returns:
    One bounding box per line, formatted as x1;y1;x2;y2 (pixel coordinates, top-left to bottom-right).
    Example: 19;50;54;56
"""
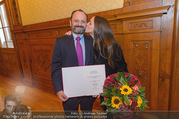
120;85;132;95
111;96;123;108
137;96;143;107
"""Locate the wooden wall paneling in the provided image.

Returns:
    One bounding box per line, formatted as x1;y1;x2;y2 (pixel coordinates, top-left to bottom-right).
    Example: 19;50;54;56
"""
122;16;161;110
123;0;162;12
109;20;121;33
15;33;33;86
123;32;160;110
27;38;56;93
170;16;179;109
27;39;54;77
169;0;179;111
110;20;124;49
0;51;5;75
114;35;124;50
26;29;57;39
25;29;57;93
123;17;161;33
0;49;22;81
157;2;175;111
56;26;71;37
109;4;170;110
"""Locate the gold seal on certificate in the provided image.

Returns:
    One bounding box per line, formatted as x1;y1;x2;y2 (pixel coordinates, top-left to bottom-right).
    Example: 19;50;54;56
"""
62;65;106;98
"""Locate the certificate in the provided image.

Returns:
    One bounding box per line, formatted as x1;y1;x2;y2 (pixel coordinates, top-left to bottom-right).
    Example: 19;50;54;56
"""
62;65;106;98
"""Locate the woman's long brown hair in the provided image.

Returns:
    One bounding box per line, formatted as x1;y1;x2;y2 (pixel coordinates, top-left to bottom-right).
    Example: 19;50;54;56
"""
93;16;122;68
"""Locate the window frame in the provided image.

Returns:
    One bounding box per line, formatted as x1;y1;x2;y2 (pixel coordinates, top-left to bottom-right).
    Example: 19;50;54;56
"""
0;0;14;48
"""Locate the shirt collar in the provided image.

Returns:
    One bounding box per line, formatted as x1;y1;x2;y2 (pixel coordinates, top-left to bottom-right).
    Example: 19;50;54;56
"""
72;33;84;40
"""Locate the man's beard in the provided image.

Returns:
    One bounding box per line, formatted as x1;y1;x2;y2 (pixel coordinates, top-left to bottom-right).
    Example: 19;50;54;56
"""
73;25;85;34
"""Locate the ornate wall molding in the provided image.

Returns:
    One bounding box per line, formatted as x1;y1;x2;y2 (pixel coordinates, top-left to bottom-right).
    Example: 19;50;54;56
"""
128;20;153;31
6;0;22;26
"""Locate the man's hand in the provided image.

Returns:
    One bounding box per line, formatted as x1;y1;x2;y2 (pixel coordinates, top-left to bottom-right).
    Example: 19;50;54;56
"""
57;91;68;102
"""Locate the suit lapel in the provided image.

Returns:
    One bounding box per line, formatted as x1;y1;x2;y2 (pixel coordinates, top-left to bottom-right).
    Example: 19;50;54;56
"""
84;35;91;65
68;35;78;65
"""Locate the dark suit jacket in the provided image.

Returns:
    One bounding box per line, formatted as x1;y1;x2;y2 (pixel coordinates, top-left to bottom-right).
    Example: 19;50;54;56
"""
51;34;95;93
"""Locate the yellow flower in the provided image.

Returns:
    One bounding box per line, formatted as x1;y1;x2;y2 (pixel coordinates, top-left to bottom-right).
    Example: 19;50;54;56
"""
120;85;132;95
111;96;123;108
137;96;143;107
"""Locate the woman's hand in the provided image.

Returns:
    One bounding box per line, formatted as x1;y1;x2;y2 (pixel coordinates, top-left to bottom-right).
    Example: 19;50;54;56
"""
92;95;100;98
65;31;72;36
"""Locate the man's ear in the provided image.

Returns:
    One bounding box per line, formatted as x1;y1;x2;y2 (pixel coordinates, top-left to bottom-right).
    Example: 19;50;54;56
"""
70;20;72;27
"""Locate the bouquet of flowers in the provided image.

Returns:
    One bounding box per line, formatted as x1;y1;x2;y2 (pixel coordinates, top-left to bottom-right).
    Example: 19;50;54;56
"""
100;72;148;118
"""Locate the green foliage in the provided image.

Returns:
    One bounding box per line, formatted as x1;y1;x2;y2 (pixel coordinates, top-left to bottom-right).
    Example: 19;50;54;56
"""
113;76;117;82
106;106;118;112
118;76;127;85
116;76;120;82
142;98;148;103
139;87;145;92
139;92;145;97
101;99;111;106
135;80;139;84
100;92;111;97
117;72;124;78
126;74;131;82
142;101;147;108
124;95;129;105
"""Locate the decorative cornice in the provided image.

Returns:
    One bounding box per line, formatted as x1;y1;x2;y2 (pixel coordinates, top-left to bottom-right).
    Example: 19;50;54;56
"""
12;0;20;25
108;5;171;21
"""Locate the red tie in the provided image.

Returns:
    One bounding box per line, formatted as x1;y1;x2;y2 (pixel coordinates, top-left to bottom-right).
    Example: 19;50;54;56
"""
76;37;84;66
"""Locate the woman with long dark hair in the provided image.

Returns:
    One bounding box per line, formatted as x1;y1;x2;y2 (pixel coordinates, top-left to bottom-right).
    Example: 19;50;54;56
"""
86;16;128;77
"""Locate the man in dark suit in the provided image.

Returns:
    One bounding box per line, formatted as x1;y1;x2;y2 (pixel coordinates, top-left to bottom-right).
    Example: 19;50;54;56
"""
51;9;95;118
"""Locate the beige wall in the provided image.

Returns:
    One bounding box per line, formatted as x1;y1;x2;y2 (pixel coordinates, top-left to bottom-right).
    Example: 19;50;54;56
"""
18;0;124;25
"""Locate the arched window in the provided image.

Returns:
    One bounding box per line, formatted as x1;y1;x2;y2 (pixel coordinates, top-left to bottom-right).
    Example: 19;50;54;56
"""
0;0;14;48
